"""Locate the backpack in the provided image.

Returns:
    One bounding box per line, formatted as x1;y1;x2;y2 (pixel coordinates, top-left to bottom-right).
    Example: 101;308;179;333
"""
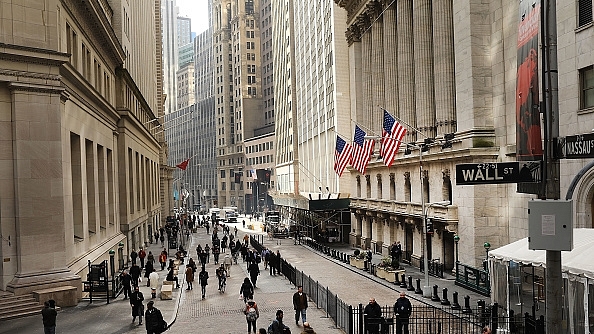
256;254;262;263
246;304;258;321
267;319;277;334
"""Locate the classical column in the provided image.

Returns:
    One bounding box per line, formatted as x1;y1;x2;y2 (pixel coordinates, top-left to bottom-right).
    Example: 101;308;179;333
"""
397;0;416;142
413;0;436;138
357;14;374;130
347;24;364;124
383;2;398;119
433;0;457;136
369;2;385;133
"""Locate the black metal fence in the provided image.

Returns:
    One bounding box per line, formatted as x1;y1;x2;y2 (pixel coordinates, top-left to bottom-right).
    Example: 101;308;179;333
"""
250;236;544;334
455;262;490;296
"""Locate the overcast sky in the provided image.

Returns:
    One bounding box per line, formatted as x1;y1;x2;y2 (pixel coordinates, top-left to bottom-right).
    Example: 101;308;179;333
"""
176;0;209;34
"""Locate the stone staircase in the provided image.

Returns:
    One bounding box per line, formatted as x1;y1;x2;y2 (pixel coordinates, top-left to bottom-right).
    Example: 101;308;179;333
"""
0;291;43;321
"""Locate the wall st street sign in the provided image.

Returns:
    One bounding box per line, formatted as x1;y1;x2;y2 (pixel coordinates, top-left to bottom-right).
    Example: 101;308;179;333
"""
557;133;594;159
456;162;539;185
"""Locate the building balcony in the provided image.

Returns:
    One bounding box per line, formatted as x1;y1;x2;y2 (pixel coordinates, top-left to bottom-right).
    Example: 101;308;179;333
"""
350;198;458;227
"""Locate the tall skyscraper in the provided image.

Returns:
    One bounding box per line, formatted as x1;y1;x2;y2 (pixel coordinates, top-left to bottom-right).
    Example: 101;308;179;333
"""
161;0;179;114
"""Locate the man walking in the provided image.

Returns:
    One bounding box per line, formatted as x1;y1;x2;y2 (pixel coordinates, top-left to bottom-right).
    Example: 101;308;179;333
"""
198;266;209;299
390;241;402;268
138;247;147;269
120;270;132;299
130;248;138;266
223;253;233;277
364;297;382;334
144;301;165;334
292;286;308;326
41;301;57;334
393;292;412;334
130;286;144;325
248;260;260;288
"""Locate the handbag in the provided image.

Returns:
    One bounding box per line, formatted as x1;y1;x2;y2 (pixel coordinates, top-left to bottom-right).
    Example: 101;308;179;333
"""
161;319;168;331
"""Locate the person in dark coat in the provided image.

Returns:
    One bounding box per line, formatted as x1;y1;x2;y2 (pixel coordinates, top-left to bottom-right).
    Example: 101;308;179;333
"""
130;249;138;266
144;261;154;287
268;251;277;275
144;300;164;334
130;286;144;325
212;244;221;264
363;297;383;334
393;292;412;334
41;301;57;334
292;286;308;326
390;241;402;268
120;270;133;299
166;267;179;289
130;263;141;288
198;266;209;299
248;261;260;287
240;277;254;303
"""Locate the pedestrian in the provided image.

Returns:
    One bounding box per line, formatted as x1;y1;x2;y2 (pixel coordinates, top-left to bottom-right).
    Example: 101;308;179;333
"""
240;277;254;303
244;298;260;334
154;232;159;244
199;250;207;267
196;244;202;256
292;286;308;326
364;297;382;334
149;269;159;299
223;252;233;277
204;244;211;263
185;263;194;290
268;251;277;275
234;226;238;237
206;223;210;234
248;260;260;287
268;309;291;334
41;301;57;334
243;233;250;246
144;300;165;334
147;251;155;265
198;266;209;299
262;248;270;269
216;265;227;291
144;260;154;287
393;292;412;334
139;247;147;268
158;251;167;271
300;322;316;334
130;286;144;325
166;266;180;289
130;248;138;265
120;270;132;299
221;235;228;253
390;241;402;268
160;234;165;247
213;244;221;264
482;326;492;334
275;250;282;275
130;263;141;287
242;220;246;228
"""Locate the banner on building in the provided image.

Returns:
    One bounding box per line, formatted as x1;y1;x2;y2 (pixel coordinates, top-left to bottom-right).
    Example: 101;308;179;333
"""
516;0;543;161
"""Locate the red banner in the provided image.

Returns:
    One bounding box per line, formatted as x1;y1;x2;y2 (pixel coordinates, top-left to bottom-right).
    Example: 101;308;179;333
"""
516;0;543;161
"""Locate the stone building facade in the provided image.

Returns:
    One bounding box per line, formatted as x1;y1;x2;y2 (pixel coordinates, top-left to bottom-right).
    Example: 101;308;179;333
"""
0;0;166;299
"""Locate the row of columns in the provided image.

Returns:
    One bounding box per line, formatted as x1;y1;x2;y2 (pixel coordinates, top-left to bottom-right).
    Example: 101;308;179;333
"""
347;0;457;139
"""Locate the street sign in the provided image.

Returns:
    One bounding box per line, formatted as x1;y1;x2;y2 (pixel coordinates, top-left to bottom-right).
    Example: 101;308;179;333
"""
455;162;538;185
558;133;594;159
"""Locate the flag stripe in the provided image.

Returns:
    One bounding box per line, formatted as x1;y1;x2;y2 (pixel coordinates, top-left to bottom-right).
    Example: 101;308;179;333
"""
381;111;407;167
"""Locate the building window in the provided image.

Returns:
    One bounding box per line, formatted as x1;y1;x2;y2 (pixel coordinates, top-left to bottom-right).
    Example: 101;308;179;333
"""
578;0;593;27
581;66;594;109
220;169;226;178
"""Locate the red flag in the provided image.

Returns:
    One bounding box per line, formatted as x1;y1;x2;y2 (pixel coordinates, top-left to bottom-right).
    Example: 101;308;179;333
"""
176;159;190;170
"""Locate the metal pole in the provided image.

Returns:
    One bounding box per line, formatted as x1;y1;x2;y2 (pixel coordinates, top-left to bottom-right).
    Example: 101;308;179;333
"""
421;149;431;297
542;0;561;333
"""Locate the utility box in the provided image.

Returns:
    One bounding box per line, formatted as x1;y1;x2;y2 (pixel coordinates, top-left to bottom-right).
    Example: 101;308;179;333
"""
528;200;573;251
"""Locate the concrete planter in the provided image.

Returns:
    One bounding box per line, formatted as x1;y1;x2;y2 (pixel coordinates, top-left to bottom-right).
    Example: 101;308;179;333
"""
376;267;387;279
386;269;405;283
350;257;366;269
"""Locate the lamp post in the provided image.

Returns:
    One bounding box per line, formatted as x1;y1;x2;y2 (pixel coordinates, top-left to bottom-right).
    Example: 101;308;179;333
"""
422;200;450;297
483;242;491;271
454;235;460;264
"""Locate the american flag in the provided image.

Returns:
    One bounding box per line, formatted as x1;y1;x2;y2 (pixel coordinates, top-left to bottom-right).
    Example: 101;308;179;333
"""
351;125;375;174
381;110;407;167
334;135;352;176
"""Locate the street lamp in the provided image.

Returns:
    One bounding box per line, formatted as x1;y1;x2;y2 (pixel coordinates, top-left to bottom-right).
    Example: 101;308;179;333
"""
454;235;460;264
422;200;450;297
483;241;491;271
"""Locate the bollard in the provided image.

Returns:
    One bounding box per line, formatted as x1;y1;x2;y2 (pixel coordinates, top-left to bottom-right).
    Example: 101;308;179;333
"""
491;302;499;332
415;278;423;294
477;299;486;325
431;285;441;302
441;288;450;306
407;276;415;291
462;295;472;314
399;274;407;288
451;291;461;310
364;259;369;271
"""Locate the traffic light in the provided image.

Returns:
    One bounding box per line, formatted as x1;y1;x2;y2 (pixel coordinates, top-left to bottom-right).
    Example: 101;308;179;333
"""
426;219;434;234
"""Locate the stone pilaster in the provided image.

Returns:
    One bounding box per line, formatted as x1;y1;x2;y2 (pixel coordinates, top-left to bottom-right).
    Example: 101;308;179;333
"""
413;0;436;138
347;24;364;123
357;14;374;130
433;0;457;136
383;2;398;120
368;2;384;133
397;0;416;142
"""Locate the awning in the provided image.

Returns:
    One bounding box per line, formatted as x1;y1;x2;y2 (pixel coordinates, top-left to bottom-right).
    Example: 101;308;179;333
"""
489;228;594;279
272;193;350;211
